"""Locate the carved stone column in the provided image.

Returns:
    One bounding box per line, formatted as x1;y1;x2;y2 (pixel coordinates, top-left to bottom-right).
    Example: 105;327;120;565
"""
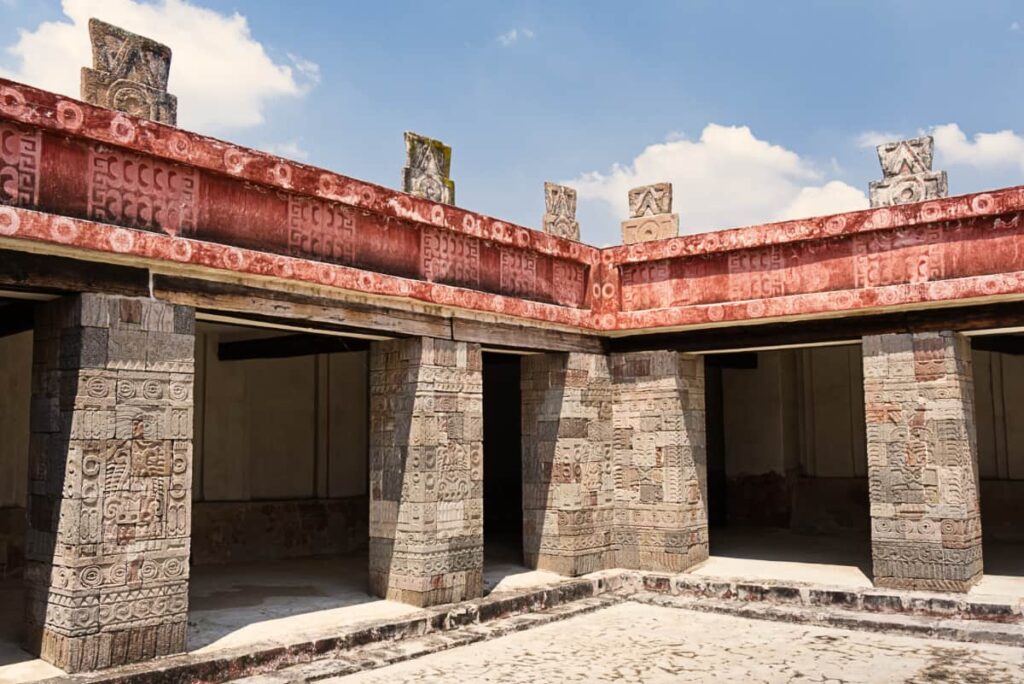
368;337;483;606
520;353;614;575
24;294;194;672
611;351;708;572
863;332;983;591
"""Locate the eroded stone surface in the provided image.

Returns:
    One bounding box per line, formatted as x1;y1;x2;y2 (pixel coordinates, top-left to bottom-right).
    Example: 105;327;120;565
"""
402;132;454;205
869;136;948;207
24;294;195;673
542;182;579;241
863;332;983;592
81;18;177;125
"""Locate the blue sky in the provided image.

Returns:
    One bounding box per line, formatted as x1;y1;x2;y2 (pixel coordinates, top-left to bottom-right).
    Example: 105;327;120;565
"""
3;1;1024;245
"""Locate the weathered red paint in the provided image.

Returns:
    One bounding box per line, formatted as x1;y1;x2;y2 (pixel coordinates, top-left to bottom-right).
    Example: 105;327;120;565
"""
3;77;1024;334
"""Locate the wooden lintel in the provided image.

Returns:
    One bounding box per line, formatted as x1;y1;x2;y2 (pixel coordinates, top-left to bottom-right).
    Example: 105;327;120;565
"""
0;302;35;338
452;318;605;354
703;352;758;369
151;275;451;340
608;302;1024;354
218;333;370;361
0;249;150;297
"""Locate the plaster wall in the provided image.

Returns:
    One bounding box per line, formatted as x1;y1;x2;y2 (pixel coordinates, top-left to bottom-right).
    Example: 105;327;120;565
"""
189;328;370;564
973;349;1024;542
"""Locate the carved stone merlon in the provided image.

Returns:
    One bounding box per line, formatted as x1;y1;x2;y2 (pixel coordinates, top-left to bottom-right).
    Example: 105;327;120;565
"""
621;182;679;244
81;18;177;125
402;131;455;205
868;135;948;208
542;182;580;241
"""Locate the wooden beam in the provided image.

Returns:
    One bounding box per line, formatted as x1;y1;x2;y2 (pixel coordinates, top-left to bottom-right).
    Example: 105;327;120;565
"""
452;318;605;354
218;333;370;361
0;302;34;338
0;249;150;296
152;275;451;340
608;301;1024;353
704;352;758;369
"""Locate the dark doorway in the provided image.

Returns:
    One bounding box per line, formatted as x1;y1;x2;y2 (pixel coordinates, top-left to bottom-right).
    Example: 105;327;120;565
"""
482;353;524;577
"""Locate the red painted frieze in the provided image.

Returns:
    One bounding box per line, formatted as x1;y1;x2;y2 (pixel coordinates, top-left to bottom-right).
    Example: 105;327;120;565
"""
0;78;595;310
3;76;1024;335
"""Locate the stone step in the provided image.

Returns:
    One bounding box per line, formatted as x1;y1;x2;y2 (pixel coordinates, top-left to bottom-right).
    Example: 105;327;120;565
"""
630;591;1024;648
633;571;1024;624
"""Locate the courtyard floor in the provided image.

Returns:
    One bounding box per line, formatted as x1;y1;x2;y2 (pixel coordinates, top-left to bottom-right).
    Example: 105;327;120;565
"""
2;532;1023;683
328;601;1024;683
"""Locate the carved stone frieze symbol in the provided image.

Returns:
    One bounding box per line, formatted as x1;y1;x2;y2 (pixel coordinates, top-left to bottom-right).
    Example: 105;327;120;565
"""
81;18;177;125
628;183;672;218
868;136;948;208
542;182;580;241
622;182;679;244
402;132;455;205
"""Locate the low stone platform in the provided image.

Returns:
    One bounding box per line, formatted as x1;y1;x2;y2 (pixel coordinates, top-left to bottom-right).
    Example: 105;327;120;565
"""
31;573;624;684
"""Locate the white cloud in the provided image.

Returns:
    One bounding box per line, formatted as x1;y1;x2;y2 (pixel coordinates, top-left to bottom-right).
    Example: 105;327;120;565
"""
931;123;1024;172
1011;21;1020;31
497;27;535;47
262;140;309;161
856;130;902;149
0;0;319;133
569;124;868;235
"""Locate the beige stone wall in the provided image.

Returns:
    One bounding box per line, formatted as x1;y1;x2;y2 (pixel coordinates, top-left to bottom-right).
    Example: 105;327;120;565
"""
192;328;368;502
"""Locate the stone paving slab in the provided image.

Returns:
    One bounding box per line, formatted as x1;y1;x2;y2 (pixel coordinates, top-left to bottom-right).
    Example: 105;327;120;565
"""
320;601;1024;684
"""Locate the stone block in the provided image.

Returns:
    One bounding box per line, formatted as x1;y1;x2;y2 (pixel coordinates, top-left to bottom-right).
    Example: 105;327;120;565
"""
621;213;679;244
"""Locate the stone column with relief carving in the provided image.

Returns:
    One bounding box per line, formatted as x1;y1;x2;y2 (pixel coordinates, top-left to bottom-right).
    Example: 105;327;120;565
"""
542;182;580;241
24;294;194;672
862;332;983;592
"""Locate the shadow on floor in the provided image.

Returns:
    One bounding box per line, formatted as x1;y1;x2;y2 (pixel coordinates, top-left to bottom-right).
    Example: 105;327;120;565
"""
188;552;415;652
